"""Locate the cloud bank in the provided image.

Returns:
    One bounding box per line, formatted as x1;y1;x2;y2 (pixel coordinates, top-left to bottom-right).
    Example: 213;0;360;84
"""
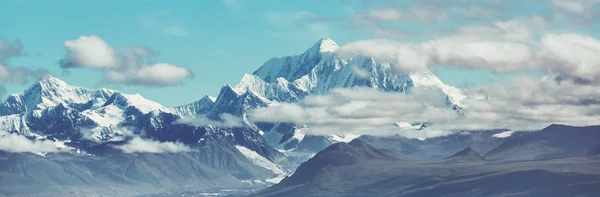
249;75;600;139
59;35;194;87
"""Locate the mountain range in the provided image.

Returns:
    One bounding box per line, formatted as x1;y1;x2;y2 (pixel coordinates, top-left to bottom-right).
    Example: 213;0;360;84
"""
1;38;599;197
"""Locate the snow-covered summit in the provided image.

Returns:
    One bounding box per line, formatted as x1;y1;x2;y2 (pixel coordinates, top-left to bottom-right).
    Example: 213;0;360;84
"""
0;75;110;115
311;38;339;53
252;38;339;83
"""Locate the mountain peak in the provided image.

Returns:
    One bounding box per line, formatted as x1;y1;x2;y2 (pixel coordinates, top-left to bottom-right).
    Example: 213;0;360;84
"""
443;147;486;163
311;38;338;53
37;74;71;88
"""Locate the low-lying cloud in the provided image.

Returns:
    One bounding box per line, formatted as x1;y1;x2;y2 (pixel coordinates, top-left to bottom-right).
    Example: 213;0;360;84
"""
249;87;458;137
59;35;194;87
114;137;192;153
0;132;63;153
249;75;600;139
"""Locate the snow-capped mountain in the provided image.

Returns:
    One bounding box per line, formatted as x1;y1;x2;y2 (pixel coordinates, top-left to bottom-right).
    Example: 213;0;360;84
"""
212;38;466;152
248;38;464;106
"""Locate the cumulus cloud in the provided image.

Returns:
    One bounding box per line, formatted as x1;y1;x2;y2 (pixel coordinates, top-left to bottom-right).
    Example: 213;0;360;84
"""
105;63;194;87
113;137;192;153
175;113;244;128
0;132;63;153
59;35;194;87
59;35;120;69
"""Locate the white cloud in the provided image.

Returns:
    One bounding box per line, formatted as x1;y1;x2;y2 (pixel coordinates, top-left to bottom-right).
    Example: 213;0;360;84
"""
60;35;120;69
451;76;600;130
248;74;600;138
249;87;457;137
105;63;194;87
114;137;192;153
538;33;600;84
175;113;244;128
59;35;194;87
0;132;63;153
336;37;535;74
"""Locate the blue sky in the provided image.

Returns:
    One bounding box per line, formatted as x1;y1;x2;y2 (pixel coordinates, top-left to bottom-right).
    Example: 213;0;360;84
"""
0;0;571;106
